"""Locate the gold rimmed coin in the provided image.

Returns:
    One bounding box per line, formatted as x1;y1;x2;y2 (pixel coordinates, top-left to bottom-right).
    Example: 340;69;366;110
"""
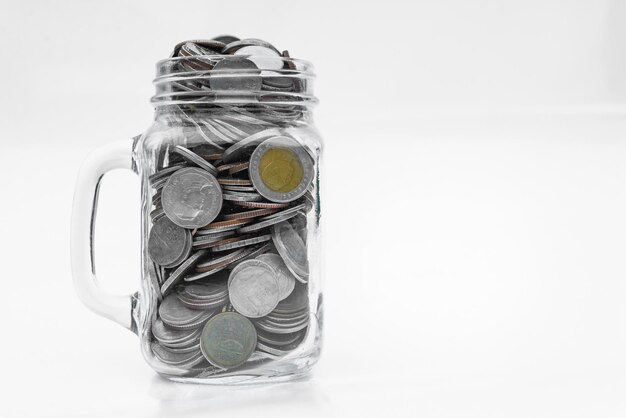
249;136;314;203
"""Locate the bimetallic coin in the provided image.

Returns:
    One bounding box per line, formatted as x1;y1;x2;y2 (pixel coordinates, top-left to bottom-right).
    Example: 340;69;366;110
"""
209;57;262;91
272;221;309;279
228;259;280;318
256;253;296;301
199;312;257;368
249;136;314;203
162;168;223;229
148;217;192;267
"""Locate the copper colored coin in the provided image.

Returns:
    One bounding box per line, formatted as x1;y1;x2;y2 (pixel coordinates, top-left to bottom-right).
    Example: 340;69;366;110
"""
218;178;252;186
201;153;224;161
233;201;290;209
195;248;250;272
229;162;249;175
217;161;249;172
193;236;241;250
201;218;251;230
223;208;279;220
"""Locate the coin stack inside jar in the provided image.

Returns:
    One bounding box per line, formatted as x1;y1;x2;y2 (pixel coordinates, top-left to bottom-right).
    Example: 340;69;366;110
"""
147;36;315;374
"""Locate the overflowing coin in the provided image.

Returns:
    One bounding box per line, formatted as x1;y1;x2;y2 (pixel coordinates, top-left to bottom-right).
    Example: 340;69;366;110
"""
147;36;316;374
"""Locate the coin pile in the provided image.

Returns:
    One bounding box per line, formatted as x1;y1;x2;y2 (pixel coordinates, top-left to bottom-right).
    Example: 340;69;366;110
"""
146;35;316;373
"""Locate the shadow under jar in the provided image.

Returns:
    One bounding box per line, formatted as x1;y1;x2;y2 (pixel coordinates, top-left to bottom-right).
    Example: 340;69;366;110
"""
72;45;323;384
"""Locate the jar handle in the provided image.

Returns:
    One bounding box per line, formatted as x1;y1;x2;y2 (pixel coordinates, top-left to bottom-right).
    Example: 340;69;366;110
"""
71;140;137;331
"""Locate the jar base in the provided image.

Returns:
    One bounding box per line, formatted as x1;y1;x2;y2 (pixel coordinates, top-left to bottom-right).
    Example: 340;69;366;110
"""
159;354;319;385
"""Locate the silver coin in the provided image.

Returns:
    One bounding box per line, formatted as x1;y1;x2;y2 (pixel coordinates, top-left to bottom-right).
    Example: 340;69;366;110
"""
212;34;239;44
160;250;207;295
148;217;192;267
260;203;307;221
234;45;284;70
184;263;230;282
256;329;303;347
199;312;257;369
148;164;186;184
272;221;309;279
173;146;218;176
273;282;309;314
256;341;297;357
179;282;228;301
228;259;279;318
151;175;169;190
209;57;261;91
152;342;205;367
150;206;165;222
249;136;314;203
254;318;309;335
222;185;257;192
162;168;223;229
159;293;216;329
152;318;200;346
226;243;272;271
236;209;299;234
256;253;295;301
160;342;202;355
149;262;163;302
152;192;162;207
178;296;228;311
211;234;272;252
192;230;235;247
222;38;280;55
222;191;264;202
222;127;281;163
196;248;248;269
171;39;226;57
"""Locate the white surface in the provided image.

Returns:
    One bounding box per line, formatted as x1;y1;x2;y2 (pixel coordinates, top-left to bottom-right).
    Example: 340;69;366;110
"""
2;1;626;417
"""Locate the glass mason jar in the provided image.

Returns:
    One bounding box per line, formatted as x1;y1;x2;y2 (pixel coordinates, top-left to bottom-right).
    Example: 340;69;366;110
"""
71;48;323;383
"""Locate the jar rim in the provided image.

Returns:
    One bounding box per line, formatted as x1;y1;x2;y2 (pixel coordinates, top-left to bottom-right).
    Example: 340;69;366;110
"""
155;56;315;78
151;55;317;108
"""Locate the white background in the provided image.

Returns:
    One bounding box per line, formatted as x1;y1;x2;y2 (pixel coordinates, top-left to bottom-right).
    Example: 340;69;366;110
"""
2;1;626;417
